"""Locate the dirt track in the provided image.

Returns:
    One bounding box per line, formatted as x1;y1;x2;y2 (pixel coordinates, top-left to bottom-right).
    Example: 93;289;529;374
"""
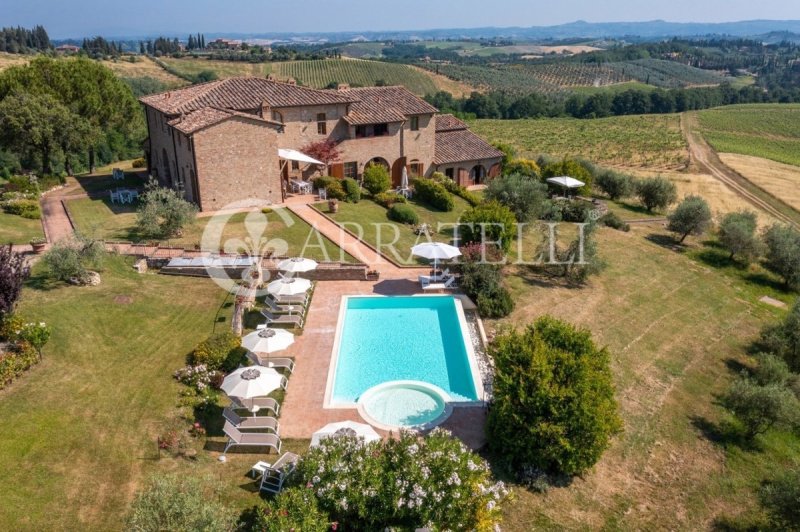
681;112;799;226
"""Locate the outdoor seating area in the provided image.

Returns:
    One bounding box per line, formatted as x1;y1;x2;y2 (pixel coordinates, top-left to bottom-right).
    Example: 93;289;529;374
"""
412;242;461;291
111;168;125;180
289;179;313;194
109;188;139;204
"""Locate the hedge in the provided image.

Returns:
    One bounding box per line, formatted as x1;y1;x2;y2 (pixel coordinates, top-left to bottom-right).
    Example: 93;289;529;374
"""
0;342;38;390
342;177;361;203
311;176;346;200
387;203;419;225
412;177;454;211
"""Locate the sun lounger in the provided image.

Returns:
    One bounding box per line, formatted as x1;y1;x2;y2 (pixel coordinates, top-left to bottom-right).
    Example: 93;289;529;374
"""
222;406;279;433
246;352;296;373
422;275;458;292
259;452;300;494
269;292;309;306
260;308;304;328
230;396;280;416
222;421;282;455
263;297;304;315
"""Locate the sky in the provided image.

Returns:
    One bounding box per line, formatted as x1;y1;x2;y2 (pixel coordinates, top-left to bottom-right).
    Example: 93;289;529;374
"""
4;0;800;38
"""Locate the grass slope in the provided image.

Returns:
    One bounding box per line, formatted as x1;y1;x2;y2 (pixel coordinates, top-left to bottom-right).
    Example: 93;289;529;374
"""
470;114;689;169
698;104;800;167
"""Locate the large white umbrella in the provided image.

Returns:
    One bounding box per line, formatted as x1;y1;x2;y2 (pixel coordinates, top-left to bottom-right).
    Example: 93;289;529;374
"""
221;366;284;399
411;242;462;270
277;257;318;273
400;166;409;190
546;176;585;196
241;328;295;354
267;276;312;296
310;421;381;447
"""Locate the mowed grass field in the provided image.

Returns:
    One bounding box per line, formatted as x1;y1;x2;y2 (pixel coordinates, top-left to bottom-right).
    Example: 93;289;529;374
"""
470;114;689;169
497;223;797;529
697;104;800;167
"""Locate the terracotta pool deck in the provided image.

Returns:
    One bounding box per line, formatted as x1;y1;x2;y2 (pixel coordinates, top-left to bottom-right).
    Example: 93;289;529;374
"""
277;278;488;450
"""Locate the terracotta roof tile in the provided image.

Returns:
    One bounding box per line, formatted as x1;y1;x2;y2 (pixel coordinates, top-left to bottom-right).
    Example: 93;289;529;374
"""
434;129;504;165
341;86;438;125
167;107;281;135
140;77;358;115
435;114;468;132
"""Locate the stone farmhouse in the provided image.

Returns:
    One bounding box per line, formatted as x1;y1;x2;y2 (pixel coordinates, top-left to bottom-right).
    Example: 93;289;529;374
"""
139;77;502;211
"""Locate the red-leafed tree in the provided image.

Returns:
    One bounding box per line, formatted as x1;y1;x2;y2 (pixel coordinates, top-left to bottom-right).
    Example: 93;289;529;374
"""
300;139;341;167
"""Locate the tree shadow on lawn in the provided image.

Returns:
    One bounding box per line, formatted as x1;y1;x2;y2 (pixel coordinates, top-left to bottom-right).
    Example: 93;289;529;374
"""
513;265;588;291
689;414;761;452
74;170;146;196
644;232;685;252
613;201;662;218
24;270;61;292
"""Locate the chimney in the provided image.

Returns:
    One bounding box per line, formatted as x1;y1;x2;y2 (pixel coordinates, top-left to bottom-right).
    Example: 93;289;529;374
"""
287;77;297;85
337;83;350;91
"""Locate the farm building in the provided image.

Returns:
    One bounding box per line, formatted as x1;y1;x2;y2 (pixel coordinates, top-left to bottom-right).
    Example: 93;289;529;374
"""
139;77;502;211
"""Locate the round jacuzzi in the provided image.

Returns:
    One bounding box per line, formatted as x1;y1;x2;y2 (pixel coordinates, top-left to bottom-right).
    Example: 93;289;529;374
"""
357;380;453;431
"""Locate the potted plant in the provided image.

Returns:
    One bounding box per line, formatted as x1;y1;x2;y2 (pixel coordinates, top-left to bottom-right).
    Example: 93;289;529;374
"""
328;198;339;213
30;237;47;254
366;269;380;281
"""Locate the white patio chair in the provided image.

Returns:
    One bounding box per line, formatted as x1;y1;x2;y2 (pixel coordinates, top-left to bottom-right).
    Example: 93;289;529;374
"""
318;188;327;200
259;452;300;494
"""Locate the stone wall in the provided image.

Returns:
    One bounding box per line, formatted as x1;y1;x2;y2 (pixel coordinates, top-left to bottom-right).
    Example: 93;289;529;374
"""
193;118;283;211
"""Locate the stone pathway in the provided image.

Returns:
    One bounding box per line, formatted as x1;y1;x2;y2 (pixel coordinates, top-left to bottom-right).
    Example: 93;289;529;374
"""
287;203;425;278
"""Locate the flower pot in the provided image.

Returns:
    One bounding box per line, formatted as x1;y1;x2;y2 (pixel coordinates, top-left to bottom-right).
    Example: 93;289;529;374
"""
31;242;46;254
328;200;339;213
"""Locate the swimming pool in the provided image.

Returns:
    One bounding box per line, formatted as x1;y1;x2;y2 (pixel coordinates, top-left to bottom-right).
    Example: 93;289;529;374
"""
325;295;482;424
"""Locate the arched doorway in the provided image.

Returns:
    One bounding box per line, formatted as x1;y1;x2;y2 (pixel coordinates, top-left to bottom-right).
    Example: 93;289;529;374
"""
367;157;390;170
470;164;486;185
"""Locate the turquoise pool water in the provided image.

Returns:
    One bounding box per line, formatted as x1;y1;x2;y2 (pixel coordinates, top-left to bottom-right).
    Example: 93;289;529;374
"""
331;296;478;404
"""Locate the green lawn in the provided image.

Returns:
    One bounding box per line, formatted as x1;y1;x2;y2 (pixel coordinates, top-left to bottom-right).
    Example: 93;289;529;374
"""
66;199;353;262
0;211;44;244
0;256;311;529
316;196;472;265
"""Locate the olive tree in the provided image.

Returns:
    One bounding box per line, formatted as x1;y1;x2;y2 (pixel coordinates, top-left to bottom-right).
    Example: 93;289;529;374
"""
484;173;550;222
762;223;800;289
636;176;677;212
666;195;712;243
718;210;762;263
721;377;799;440
136;179;198;239
759;469;800;530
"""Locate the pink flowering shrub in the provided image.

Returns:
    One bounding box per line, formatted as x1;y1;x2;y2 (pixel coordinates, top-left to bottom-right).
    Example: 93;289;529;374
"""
292;428;509;530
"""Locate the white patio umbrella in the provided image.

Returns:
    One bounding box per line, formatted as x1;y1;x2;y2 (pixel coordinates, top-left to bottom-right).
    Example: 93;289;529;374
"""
310;421;381;447
267;276;312;297
221;366;284;399
241;328;295;354
400;166;409;190
546;176;585;196
277;257;318;273
411;242;462;271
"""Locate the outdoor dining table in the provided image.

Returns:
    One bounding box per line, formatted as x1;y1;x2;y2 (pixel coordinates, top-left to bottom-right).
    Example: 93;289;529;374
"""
110;188;139;204
290;179;312;194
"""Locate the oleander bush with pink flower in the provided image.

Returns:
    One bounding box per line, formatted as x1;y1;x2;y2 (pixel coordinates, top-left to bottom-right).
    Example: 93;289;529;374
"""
289;428;509;531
